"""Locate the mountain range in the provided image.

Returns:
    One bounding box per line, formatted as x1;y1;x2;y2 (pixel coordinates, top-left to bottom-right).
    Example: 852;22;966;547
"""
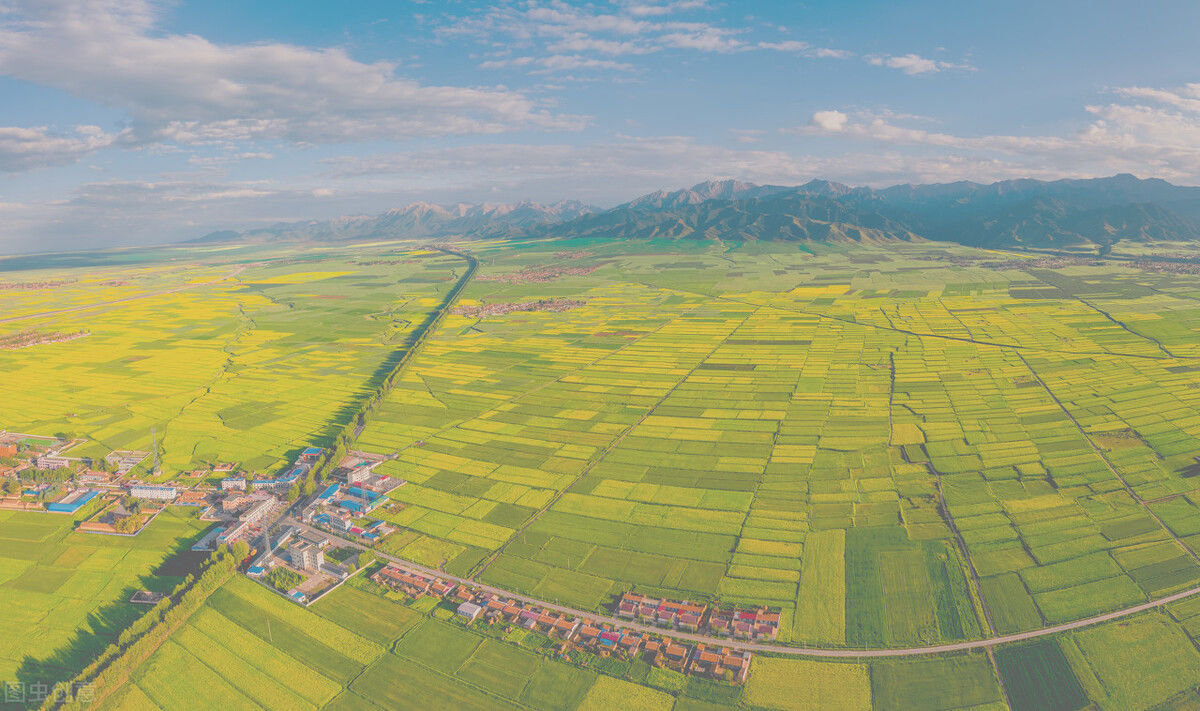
194;200;597;245
198;174;1200;250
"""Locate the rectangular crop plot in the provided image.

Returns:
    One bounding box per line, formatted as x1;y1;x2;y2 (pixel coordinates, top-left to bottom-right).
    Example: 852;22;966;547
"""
994;640;1090;711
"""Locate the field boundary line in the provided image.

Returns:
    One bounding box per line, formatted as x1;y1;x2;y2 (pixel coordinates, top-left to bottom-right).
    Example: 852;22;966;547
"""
363;287;716;463
633;279;1200;362
292;520;1200;659
471;305;761;578
1014;350;1200;567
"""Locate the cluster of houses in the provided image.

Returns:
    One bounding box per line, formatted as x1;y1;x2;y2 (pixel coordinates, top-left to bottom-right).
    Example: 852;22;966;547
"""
615;592;780;642
17;440;147;477
104;450;150;474
213;494;280;546
372;563;458;597
220;446;322;495
247;528;350;604
299;452;402;543
0;432;74;479
369;563;753;684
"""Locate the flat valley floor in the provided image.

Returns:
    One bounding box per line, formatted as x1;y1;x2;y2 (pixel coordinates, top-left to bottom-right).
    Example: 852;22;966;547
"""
5;238;1200;709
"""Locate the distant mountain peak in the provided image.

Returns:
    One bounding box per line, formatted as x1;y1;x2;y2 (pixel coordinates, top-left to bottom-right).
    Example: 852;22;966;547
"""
530;173;1200;248
688;179;761;198
195;174;1200;250
196;198;598;244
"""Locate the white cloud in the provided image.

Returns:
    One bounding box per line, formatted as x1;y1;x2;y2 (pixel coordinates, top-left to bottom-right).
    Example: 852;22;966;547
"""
796;82;1200;183
1111;84;1200;116
810;47;854;59
866;53;974;75
321;137;817;189
811;110;848;132
659;27;744;53
547;33;655;55
0;124;117;172
0;0;582;158
0;179;392;252
454;1;849;73
21;78;1200;252
729;128;765;144
187;152;275;167
619;0;709;17
480;55;636;74
317;135;1134;196
757;41;851;59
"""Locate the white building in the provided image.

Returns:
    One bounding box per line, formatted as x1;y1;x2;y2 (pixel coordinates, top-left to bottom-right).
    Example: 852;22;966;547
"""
290;541;324;572
456;602;483;621
129;484;178;501
37;455;71;470
215;497;275;545
242;498;274;525
220;477;245;491
346;466;370;485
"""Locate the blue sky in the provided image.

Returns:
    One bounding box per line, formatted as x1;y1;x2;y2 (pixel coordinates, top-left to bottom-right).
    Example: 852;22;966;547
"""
2;0;1200;251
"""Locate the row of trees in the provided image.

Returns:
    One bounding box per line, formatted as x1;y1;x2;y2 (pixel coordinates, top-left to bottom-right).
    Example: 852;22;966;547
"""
41;550;238;710
290;248;478;496
38;249;477;708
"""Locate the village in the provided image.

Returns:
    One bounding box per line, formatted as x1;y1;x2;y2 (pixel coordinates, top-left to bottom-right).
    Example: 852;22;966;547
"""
369;561;780;686
0;428;778;689
0;430;418;605
0;430;313;536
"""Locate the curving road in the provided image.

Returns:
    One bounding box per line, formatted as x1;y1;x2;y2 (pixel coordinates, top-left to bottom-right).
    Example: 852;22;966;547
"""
281;246;1200;658
290;519;1200;658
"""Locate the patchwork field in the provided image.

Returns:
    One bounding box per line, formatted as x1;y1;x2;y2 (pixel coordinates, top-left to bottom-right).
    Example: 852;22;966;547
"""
93;565;1200;710
8;237;1200;708
352;239;1200;653
0;242;464;476
0;507;208;691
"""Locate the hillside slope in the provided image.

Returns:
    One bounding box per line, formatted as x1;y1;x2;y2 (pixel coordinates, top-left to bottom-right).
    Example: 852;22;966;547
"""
198;175;1200;249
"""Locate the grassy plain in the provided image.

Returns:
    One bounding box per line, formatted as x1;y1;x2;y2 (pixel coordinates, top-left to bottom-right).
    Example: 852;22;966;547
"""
8;237;1200;708
0;242;462;476
0;507;206;691
355;238;1200;650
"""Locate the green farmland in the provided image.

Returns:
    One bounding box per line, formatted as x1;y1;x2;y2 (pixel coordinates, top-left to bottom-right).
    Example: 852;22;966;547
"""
7;237;1200;709
359;239;1200;648
0;507;207;692
0;243;464;476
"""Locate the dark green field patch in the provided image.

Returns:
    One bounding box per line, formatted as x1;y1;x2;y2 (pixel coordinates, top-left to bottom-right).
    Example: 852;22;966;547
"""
483;502;536;528
5;565;73;594
980;573;1043;634
1127;556;1200;595
1101;516;1165;540
1009;288;1065;299
994;640;1090;711
697;362;756;371
871;654;1004;710
216;400;284;430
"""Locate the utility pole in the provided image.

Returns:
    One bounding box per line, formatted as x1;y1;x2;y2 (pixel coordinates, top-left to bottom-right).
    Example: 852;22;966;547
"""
151;427;159;476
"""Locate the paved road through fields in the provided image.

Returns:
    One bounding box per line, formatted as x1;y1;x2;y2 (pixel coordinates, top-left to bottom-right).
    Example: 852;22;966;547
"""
290;519;1200;659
